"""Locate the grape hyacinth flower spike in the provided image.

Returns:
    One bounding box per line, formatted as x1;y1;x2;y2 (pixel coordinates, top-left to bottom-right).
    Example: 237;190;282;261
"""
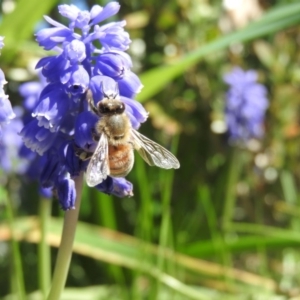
21;2;179;211
224;67;269;143
20;2;148;210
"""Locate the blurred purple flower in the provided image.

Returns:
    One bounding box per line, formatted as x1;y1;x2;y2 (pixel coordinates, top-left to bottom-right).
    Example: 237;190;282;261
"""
20;3;145;209
0;104;52;200
0;107;29;174
0;37;15;137
224;67;269;142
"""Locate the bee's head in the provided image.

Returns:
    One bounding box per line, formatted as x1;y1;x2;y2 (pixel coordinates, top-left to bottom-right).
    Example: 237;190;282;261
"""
98;98;125;115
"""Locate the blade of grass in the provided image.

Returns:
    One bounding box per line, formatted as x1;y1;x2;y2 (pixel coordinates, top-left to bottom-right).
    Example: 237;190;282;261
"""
222;148;243;230
156;135;179;299
6;284;282;300
158;135;179;255
199;185;225;261
160;133;179;230
0;0;58;62
182;235;300;257
137;3;300;101
135;155;153;242
255;195;268;277
280;170;297;205
89;188;128;298
244;2;300;29
198;185;233;284
92;191;117;230
38;197;52;300
280;170;300;230
0;216;277;292
228;222;300;242
198;185;232;267
133;156;155;300
2;188;26;300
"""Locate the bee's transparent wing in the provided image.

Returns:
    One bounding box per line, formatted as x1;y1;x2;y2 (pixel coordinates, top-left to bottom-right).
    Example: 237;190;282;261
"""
131;129;180;169
86;133;110;187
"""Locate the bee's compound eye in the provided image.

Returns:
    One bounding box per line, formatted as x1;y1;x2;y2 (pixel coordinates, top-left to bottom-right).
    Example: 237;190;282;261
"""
116;103;125;113
98;101;109;114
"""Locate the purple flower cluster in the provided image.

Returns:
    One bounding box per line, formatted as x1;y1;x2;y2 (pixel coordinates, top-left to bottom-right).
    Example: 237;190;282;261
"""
224;67;269;142
18;76;53;198
0;107;29;175
20;3;147;210
0;37;15;137
0;102;53;199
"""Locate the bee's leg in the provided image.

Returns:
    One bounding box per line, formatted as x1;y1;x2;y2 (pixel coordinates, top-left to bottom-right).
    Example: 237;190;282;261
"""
74;143;93;161
86;89;99;115
91;128;100;142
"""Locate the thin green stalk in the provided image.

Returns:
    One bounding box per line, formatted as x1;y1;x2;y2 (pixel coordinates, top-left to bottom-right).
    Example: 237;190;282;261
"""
38;197;52;299
201;185;234;289
95;192;117;230
229;222;300;242
255;193;268;277
158;135;179;250
157;136;179;266
154;171;174;300
155;135;179;300
135;155;152;242
280;170;300;230
199;185;228;265
147;266;209;300
222;148;243;230
92;190;128;298
5;190;26;300
132;157;153;300
220;147;244;288
47;173;84;300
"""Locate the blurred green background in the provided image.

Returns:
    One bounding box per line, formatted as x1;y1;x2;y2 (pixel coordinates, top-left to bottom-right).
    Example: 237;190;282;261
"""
1;0;300;299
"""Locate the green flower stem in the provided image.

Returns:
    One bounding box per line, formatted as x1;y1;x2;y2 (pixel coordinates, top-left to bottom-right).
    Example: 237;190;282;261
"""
153;136;179;300
158;135;179;249
38;197;52;299
47;173;84;300
136;156;152;242
157;135;179;271
5;191;26;300
222;148;243;231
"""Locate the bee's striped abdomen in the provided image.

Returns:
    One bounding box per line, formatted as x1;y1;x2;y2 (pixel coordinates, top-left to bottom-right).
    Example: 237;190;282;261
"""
108;144;134;177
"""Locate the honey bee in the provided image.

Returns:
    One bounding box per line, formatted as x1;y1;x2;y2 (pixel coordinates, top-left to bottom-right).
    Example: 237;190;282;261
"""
84;89;180;187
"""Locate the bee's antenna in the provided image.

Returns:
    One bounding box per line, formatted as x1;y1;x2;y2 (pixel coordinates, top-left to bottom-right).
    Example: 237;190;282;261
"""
113;82;119;99
100;81;108;99
100;81;119;99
